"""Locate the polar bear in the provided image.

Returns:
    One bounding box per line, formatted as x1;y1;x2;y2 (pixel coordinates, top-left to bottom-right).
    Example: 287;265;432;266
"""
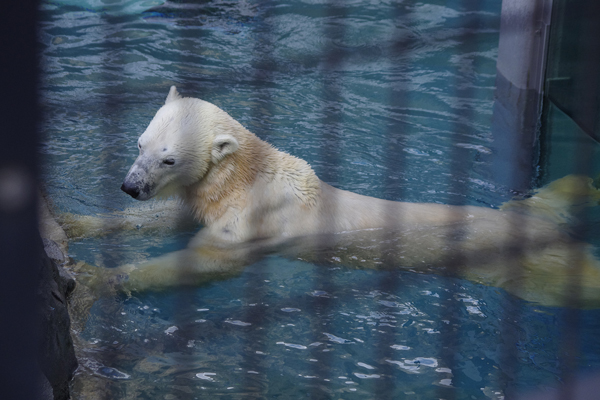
100;86;600;306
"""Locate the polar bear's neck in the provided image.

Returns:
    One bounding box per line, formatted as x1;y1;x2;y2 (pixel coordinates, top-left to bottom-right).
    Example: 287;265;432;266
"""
183;124;321;226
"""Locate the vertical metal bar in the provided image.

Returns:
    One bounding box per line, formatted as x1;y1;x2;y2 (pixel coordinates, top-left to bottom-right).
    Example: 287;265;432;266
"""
319;1;344;186
0;0;43;398
436;2;473;398
373;2;415;397
308;1;347;395
437;1;488;398
240;1;276;395
94;11;128;398
170;20;204;400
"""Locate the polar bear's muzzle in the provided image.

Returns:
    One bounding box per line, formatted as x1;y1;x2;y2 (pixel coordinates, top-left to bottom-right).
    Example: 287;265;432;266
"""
121;175;156;200
121;179;141;199
121;161;156;200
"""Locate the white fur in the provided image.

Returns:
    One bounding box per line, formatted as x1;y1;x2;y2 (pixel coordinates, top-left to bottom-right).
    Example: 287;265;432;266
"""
113;87;600;306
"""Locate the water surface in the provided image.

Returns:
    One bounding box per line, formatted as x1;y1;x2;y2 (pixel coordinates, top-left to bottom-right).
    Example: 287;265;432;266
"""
39;0;600;398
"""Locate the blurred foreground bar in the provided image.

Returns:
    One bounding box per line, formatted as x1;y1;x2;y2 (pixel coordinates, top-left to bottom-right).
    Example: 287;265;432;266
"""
0;1;44;399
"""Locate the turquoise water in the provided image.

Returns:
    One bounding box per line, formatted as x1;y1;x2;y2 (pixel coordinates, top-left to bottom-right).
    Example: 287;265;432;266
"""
39;0;600;399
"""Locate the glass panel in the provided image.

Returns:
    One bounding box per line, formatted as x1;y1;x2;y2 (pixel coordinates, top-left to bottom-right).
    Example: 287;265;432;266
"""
544;0;600;143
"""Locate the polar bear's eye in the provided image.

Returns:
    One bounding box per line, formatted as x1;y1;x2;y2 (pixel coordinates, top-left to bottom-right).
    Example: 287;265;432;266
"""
163;158;175;165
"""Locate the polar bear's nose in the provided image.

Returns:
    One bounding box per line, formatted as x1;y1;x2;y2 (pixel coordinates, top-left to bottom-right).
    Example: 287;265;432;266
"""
121;181;140;199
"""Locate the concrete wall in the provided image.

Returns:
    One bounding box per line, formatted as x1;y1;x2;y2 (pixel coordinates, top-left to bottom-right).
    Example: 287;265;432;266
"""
490;0;553;192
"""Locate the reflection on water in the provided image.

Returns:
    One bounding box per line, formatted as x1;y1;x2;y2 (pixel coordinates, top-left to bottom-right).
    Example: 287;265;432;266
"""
69;258;596;399
39;0;600;399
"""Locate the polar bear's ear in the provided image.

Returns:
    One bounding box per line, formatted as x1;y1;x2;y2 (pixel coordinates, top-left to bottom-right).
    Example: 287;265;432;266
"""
165;86;182;104
211;134;239;163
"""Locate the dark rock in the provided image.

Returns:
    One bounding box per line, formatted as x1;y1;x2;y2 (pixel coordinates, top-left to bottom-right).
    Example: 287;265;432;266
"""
38;373;55;400
58;265;76;298
42;238;76;298
38;241;78;400
43;237;65;265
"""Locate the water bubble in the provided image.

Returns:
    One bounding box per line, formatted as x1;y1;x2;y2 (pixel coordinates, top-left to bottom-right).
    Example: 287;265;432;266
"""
225;319;251;326
353;373;381;379
96;367;130;380
276;341;307;350
323;333;352;344
164;326;178;335
357;362;376;370
196;372;216;382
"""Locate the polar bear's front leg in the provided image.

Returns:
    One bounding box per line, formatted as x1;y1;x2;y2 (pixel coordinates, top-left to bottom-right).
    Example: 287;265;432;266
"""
108;242;265;292
56;200;197;239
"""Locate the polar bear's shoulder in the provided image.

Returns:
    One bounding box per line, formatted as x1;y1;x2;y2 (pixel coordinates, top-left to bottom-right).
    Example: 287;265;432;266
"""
252;144;321;208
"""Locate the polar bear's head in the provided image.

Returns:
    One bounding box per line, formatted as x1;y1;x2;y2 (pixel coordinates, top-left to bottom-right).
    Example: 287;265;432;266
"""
121;86;239;200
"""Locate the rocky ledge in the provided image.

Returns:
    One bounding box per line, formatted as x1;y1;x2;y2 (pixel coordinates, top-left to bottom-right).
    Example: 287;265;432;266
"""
38;194;78;400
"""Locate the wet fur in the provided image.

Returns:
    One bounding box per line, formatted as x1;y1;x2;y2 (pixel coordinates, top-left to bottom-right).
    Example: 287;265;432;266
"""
73;87;600;307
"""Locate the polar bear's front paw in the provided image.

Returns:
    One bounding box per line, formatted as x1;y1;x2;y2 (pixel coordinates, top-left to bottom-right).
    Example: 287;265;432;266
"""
107;272;130;286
